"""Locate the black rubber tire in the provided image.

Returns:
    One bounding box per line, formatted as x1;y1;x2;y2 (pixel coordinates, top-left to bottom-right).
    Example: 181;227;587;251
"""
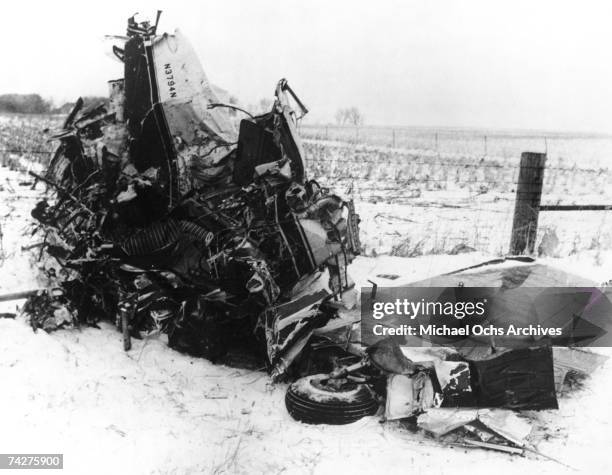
285;374;379;425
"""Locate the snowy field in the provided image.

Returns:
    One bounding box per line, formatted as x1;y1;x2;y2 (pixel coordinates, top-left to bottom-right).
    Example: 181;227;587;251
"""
1;115;612;474
2;249;612;474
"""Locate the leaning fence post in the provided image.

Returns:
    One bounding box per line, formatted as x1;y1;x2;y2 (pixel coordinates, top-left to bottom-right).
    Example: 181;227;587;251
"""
509;152;547;255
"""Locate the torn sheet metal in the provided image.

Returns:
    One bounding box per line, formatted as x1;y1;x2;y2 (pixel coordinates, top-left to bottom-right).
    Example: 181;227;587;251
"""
384;373;436;420
264;289;332;378
477;409;532;446
151;30;236;139
416;408;479;437
417;407;532;445
386;346;556;411
468;346;558;409
152;30;238;193
433;360;473;406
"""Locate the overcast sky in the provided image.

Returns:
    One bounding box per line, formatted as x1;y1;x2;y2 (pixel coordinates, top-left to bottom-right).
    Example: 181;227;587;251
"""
1;0;611;132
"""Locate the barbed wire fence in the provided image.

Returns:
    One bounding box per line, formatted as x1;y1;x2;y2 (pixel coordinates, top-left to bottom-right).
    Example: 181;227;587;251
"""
300;132;612;259
299;124;612;164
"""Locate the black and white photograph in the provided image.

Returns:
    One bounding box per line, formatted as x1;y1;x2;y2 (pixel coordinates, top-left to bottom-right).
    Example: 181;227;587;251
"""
1;1;612;474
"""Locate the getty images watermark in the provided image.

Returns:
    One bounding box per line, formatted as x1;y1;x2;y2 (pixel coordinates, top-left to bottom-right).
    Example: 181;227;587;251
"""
0;454;63;470
360;286;612;347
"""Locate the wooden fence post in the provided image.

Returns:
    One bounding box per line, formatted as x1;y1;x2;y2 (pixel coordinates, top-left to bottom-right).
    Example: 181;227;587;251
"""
509;152;547;255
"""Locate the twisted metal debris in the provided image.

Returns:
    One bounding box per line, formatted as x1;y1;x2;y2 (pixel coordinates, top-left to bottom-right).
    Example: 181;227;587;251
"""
26;13;360;380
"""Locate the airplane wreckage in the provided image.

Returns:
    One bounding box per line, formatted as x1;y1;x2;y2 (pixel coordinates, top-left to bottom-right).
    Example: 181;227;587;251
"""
19;14;610;450
26;14;361;381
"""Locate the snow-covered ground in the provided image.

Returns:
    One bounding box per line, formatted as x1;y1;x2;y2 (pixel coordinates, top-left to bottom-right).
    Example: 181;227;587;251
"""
2;150;612;474
2;255;612;475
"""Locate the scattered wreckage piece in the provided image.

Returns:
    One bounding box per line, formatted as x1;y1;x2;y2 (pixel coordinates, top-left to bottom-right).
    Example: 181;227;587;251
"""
24;13;361;380
433;360;473;406
0;289;39;303
477;409;532;447
383;359;473;420
467;346;558;410
417;408;480;438
384;373;436;420
286;336;561;425
417;406;576;467
417;408;532;453
461;440;525;456
552;346;609;392
317;258;599;426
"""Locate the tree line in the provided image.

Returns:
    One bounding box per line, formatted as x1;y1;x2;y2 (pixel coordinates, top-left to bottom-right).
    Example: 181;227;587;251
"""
0;94;108;114
334;107;364;126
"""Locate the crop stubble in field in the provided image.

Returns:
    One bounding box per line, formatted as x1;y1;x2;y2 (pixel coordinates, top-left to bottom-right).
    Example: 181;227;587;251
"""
1;114;611;259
